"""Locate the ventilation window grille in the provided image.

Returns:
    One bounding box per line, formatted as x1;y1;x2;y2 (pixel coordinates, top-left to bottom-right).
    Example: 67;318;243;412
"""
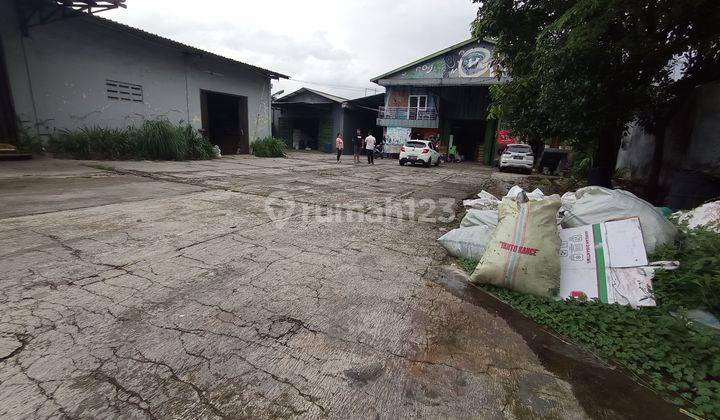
106;80;143;102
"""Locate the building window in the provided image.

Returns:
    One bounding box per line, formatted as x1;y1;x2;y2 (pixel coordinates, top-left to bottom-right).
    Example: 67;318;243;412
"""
408;95;428;119
106;80;143;102
408;95;427;110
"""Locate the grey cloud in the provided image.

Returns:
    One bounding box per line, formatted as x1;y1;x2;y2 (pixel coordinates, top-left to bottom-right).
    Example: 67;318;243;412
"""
218;29;351;62
106;0;478;98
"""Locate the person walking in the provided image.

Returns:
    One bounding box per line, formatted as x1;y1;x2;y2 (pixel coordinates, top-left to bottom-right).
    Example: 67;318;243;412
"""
353;129;363;163
365;132;376;165
335;133;344;163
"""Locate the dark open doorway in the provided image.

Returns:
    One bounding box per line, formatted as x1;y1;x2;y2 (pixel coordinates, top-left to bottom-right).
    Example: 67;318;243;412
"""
274;103;334;152
291;117;320;150
450;120;485;161
0;34;17;143
201;90;249;155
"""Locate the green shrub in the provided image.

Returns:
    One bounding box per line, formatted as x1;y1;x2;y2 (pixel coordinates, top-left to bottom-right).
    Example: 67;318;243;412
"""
181;124;215;160
130;119;187;160
457;227;720;417
49;119;215;161
652;228;720;317
89;127;133;159
14;118;45;154
251;137;285;157
49;128;91;159
51;126;131;160
571;154;592;180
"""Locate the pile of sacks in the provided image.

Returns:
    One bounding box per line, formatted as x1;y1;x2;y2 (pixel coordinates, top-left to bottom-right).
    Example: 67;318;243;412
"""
439;185;681;308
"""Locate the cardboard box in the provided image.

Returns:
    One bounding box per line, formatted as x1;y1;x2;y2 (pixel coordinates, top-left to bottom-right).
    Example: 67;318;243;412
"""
559;217;656;307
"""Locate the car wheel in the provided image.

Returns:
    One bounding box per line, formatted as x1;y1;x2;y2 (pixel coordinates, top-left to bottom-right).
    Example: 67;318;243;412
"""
399;160;405;166
498;166;505;172
433;157;440;166
424;159;431;168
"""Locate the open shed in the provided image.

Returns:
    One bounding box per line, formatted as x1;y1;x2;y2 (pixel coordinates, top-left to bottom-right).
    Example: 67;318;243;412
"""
272;88;384;154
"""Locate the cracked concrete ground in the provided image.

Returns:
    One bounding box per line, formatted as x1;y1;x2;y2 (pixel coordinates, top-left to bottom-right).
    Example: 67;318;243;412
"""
1;152;677;419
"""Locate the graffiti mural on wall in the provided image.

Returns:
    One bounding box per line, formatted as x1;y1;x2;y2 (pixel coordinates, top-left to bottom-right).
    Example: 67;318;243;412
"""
395;42;497;80
386;126;412;145
458;47;492;77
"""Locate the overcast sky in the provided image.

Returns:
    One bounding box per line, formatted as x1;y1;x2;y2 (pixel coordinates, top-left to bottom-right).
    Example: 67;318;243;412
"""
105;0;479;100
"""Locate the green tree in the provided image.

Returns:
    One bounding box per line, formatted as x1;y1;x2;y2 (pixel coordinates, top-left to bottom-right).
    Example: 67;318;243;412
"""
474;0;720;190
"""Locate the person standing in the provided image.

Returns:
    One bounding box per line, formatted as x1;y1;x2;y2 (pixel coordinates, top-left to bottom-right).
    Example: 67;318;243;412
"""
335;133;344;164
353;129;363;163
365;132;376;165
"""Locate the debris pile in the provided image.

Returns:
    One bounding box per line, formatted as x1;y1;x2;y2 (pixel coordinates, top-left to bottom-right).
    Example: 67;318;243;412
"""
675;200;720;233
439;185;689;308
560;186;678;254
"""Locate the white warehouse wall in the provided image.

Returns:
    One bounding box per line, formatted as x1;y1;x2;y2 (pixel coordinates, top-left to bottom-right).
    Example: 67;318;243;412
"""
0;0;273;144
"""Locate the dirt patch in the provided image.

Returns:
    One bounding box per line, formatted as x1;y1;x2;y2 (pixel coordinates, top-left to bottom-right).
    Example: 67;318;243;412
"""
344;362;385;387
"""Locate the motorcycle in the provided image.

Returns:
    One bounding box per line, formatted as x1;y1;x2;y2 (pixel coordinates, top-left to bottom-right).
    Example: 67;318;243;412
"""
373;143;385;159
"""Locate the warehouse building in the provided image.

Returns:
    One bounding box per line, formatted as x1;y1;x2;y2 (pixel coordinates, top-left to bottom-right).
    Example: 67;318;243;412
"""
0;0;288;154
371;38;506;163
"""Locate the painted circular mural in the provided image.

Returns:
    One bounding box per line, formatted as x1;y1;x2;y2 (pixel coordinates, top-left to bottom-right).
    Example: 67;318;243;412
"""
458;47;491;77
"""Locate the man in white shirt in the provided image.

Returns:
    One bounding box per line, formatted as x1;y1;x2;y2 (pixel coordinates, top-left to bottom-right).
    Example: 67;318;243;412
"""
364;132;376;165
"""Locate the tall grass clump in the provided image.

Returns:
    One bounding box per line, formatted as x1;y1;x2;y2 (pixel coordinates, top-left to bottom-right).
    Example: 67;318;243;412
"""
50;126;131;159
252;137;285;157
130;119;187;160
50;118;215;161
181;123;215;160
14;118;45;154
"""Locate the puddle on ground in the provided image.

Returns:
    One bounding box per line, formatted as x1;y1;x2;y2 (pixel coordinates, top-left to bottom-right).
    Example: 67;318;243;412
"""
433;268;685;420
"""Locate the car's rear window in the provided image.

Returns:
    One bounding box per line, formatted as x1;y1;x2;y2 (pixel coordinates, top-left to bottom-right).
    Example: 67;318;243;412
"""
406;141;427;148
508;145;531;153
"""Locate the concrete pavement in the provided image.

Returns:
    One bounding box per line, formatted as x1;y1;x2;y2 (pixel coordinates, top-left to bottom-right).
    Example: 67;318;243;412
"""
0;152;678;419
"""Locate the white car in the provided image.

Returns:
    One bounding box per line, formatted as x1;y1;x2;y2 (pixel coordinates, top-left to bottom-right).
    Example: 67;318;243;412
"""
399;140;441;167
499;143;534;174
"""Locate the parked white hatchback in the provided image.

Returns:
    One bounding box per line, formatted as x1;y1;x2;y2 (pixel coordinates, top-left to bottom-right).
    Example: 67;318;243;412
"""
399;140;441;167
499;143;534;174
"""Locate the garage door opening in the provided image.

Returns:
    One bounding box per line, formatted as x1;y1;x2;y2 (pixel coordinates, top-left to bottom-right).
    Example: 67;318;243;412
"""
450;120;485;161
290;117;320;150
0;34;17;143
201;90;249;155
274;105;334;152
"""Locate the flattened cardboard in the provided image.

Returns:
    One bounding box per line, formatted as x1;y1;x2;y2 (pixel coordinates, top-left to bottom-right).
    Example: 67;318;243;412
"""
559;217;654;307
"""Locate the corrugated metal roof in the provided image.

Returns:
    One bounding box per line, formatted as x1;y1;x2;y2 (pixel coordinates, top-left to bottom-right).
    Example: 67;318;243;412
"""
87;15;289;79
274;87;348;104
345;92;384;106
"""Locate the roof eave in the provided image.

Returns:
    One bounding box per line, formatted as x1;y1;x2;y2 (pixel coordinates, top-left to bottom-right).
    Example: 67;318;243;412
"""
274;87;347;104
